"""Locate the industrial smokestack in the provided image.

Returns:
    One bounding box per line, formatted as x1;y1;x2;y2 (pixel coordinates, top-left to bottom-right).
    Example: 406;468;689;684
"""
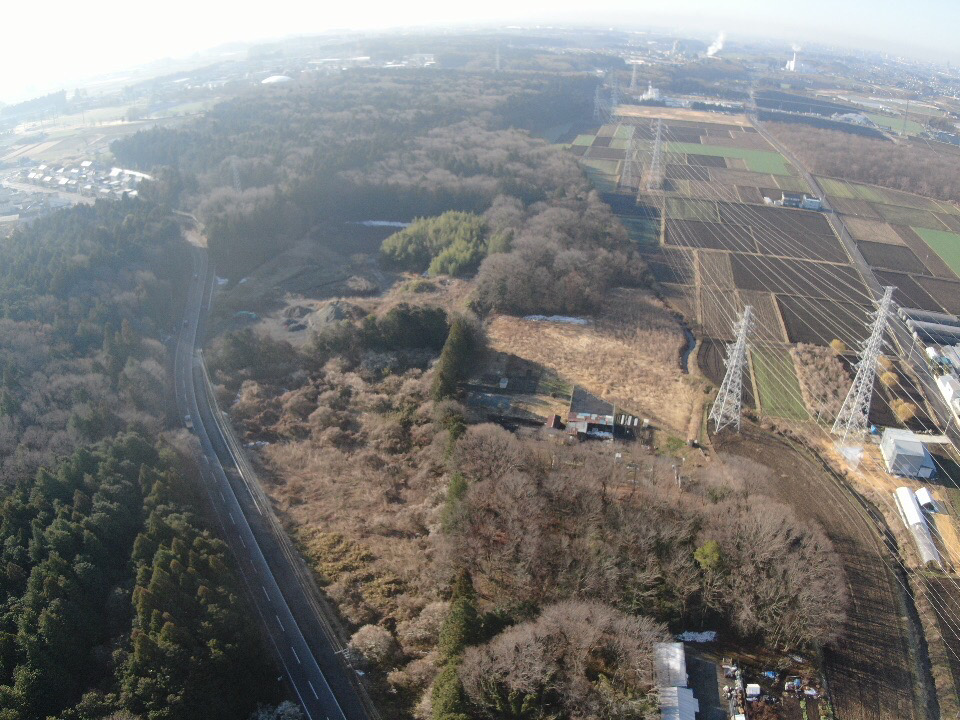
706;32;725;57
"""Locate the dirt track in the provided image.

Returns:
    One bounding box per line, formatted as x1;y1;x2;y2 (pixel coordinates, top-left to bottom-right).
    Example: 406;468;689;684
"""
716;427;932;720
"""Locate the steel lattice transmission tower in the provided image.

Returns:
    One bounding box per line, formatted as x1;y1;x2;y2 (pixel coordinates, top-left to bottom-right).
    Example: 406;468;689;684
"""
831;286;895;461
645;119;664;191
709;306;754;433
594;85;605;122
619;127;638;190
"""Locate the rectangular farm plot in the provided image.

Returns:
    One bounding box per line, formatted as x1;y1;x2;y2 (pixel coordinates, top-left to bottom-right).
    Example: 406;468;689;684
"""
664;141;794;175
753;230;848;263
700;133;774;151
876;186;945;213
592;135;612;147
750;347;809;420
666;164;709;182
893;225;959;279
736;185;764;204
707;168;777;188
872;203;945;229
665;197;720;222
731;255;870;304
686;153;728;168
613;124;635;140
777;295;871;347
935;213;960;233
843;216;905;245
650;248;695;284
698;251;736;289
739;290;788;342
773;174;811;193
818;177;856;198
572;134;595;146
585;146;627;160
914;276;960;315
665;219;757;253
911;227;960;278
872;270;943;313
829;197;882;218
857;241;929;274
700;287;741;340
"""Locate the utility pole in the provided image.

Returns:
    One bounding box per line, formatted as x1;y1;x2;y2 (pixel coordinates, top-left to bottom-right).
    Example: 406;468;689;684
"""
832;286;895;464
709;306;754;433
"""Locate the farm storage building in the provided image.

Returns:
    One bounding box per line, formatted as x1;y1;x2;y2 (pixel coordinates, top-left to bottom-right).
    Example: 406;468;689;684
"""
893;486;941;568
908;320;960;345
899;307;960;327
937;375;960;413
655;643;699;720
880;429;936;479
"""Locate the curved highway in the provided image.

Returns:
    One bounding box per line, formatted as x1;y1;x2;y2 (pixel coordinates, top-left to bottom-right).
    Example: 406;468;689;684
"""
174;245;370;720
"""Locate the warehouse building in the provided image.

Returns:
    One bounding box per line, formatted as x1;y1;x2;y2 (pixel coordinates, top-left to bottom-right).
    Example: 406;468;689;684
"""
880;428;936;479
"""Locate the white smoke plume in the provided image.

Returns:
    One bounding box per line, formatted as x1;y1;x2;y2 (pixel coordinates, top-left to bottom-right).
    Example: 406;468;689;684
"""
792;43;802;52
707;32;725;57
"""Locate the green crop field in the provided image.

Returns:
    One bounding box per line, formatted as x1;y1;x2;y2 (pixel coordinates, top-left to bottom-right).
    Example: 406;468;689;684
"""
572;134;595;146
912;227;960;277
865;112;926;135
849;183;887;203
818;177;855;198
873;203;943;228
665;142;794;175
614;125;635;140
774;174;811;192
751;348;809;420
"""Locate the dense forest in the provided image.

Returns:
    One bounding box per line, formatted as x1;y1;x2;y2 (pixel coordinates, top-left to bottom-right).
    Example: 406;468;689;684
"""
0;199;188;484
0;198;282;718
111;70;646;314
0;434;273;720
765;122;960;204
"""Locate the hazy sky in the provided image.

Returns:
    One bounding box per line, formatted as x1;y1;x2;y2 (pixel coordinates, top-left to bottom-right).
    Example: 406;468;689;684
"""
3;0;958;104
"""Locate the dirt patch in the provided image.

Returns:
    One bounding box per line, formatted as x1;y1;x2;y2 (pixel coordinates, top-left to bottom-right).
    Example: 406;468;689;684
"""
730;256;870;304
858;241;929;273
914;276;960;315
776;295;871;347
665;219;757;253
844;216;906;245
873;271;943;312
698;250;736;289
486;288;696;433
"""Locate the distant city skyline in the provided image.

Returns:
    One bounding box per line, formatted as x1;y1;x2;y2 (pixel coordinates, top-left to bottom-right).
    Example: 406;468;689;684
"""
2;0;957;105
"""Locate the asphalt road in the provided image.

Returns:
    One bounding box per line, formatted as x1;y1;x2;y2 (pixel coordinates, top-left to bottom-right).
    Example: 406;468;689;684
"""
750;109;960;451
174;246;369;720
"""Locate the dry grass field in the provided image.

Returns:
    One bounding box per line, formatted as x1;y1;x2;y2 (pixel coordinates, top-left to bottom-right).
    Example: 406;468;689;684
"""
486;288;696;433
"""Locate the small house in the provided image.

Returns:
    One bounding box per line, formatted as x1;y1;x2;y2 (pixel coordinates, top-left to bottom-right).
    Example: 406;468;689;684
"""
880;428;936;479
781;191;804;208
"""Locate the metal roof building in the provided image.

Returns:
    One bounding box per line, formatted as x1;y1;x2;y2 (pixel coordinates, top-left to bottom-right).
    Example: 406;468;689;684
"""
655;643;699;720
880;428;936;479
894;486;941;568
